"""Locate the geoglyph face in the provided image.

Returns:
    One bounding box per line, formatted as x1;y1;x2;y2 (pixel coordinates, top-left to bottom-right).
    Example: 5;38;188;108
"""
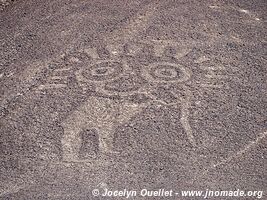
75;57;192;102
37;41;195;162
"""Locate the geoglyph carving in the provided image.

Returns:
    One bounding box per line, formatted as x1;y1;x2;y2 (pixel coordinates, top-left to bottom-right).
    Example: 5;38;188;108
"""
58;42;196;162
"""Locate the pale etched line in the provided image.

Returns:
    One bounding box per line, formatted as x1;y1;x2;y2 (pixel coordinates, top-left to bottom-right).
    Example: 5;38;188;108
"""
192;132;267;182
174;47;192;60
140;39;193;59
239;9;249;14
0;186;25;197
179;88;197;146
54;67;72;72
83;47;100;59
213;131;267;168
105;0;161;45
209;5;220;9
0;183;32;198
0;54;66;113
37;74;69;90
38;84;67;90
199;84;224;89
194;56;210;64
105;0;161;56
58;158;111;165
205;74;229;79
209;4;263;23
50;76;69;80
197;78;229;89
230;35;243;43
191;131;267;184
145;33;258;47
0;61;49;108
239;9;261;21
153;44;192;59
234;7;262;21
199;65;226;71
143;39;187;46
145;92;178;106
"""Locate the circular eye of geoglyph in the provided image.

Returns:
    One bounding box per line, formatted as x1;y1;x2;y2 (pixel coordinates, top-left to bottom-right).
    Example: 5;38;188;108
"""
76;60;124;83
141;62;191;83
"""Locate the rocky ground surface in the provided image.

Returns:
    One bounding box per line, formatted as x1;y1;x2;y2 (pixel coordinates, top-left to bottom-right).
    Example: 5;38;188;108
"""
0;0;266;199
0;0;15;10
